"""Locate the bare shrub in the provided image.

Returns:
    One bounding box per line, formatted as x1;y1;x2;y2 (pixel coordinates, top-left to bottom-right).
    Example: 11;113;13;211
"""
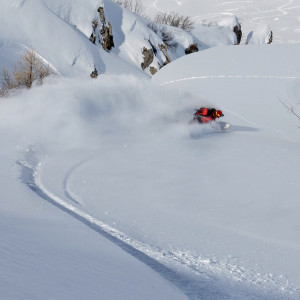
154;12;194;32
0;50;54;96
1;69;15;89
280;100;300;125
147;21;158;33
0;69;16;96
160;28;178;49
181;15;195;31
148;22;178;49
114;0;145;16
14;50;53;88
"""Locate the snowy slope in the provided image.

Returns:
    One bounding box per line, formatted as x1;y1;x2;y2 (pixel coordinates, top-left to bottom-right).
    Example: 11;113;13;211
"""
0;140;186;300
1;47;299;298
144;0;300;44
0;0;240;79
1;0;300;299
0;0;151;77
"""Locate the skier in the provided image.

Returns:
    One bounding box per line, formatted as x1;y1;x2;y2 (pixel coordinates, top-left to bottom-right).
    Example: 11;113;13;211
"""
193;107;224;124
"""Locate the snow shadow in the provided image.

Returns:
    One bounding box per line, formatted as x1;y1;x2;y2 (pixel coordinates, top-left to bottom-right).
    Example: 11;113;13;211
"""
103;0;125;54
189;124;259;139
189;123;228;139
230;125;260;132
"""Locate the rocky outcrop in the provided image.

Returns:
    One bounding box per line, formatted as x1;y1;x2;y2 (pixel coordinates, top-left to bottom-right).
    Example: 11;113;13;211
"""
98;7;105;23
141;41;171;74
185;43;198;55
101;21;114;51
149;66;157;75
233;25;242;45
245;25;273;45
141;47;154;70
217;16;242;45
90;67;98;78
158;44;171;66
267;31;273;44
89;33;96;44
90;7;114;51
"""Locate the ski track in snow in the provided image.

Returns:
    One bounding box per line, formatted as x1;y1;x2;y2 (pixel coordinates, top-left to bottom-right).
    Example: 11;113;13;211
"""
159;75;300;86
160;74;300;144
151;0;300;43
15;147;300;300
250;0;294;22
153;0;165;13
154;0;297;21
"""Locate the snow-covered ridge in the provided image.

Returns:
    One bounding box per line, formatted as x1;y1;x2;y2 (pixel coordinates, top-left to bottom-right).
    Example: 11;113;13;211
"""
0;0;241;78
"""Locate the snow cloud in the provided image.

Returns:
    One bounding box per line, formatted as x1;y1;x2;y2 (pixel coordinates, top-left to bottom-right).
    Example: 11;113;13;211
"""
0;75;204;151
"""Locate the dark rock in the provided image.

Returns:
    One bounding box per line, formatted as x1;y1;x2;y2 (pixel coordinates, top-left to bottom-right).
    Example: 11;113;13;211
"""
92;19;98;31
148;39;157;55
233;25;242;45
185;43;198;55
268;31;273;44
149;66;157;75
141;47;154;70
101;22;114;51
89;33;96;44
158;44;171;66
91;7;114;51
90;67;98;79
98;7;105;23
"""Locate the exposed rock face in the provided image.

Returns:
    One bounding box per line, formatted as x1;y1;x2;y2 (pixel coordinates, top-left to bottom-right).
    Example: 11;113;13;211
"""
158;44;171;66
147;38;157;55
89;33;96;44
267;31;273;44
233;25;242;45
90;67;98;78
149;66;157;75
101;22;114;51
141;47;154;70
98;7;105;23
185;43;198;55
90;7;114;51
141;40;171;74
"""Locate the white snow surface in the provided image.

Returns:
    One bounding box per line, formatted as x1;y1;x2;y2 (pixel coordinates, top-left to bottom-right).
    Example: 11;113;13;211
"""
1;0;300;299
145;0;300;44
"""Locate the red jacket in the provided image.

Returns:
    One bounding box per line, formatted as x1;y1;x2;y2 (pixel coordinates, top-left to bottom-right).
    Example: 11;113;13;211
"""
194;107;216;123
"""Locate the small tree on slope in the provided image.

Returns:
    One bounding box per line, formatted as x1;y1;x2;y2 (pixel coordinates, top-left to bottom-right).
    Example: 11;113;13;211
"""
14;50;52;88
1;50;54;96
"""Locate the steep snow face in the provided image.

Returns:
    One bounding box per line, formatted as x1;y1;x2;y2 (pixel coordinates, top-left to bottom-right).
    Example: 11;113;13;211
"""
42;0;102;37
0;41;26;72
0;0;149;77
40;0;200;75
0;0;101;75
0;0;243;79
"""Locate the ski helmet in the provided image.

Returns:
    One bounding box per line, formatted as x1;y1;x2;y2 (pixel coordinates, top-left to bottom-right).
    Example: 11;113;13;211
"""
216;110;223;117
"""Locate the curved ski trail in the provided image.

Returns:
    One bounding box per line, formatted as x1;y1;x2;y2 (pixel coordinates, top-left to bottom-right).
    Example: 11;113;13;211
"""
17;148;300;300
